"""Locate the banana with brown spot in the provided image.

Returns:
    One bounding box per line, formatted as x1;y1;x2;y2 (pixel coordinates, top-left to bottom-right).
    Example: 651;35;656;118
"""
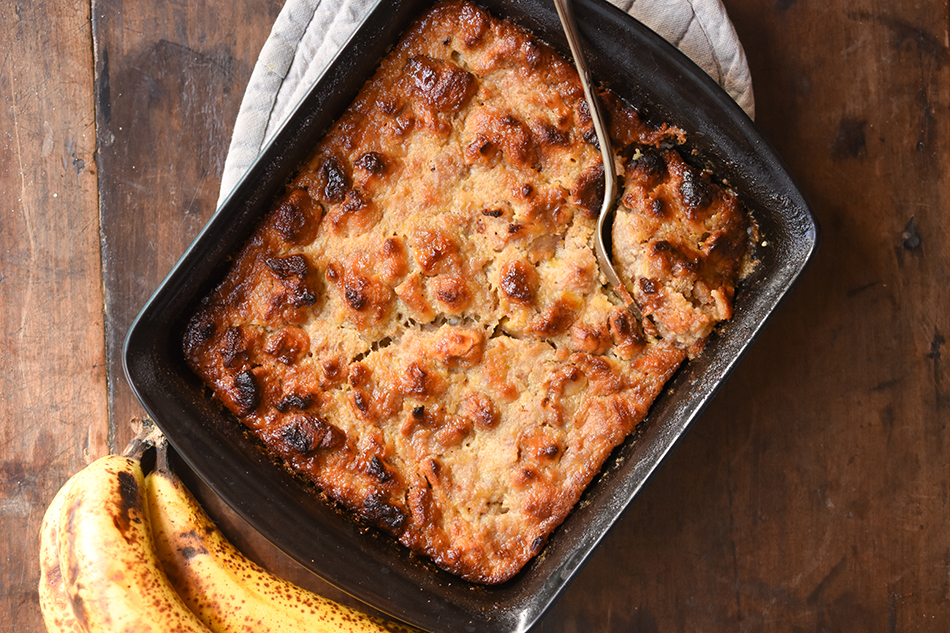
58;454;213;633
38;471;86;633
145;442;421;633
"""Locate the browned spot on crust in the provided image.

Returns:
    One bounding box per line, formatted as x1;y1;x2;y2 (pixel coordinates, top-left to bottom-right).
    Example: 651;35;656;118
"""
464;109;538;169
266;254;307;278
318;156;350;203
458;392;498;431
432;414;472;447
361;494;406;534
499;260;536;304
679;166;712;214
433;275;471;311
321;358;343;388
433;328;484;367
275;393;314;412
265;254;317;308
367;455;394;482
345;277;368;311
400;362;443;397
625;146;667;184
412;230;459;276
281;415;345;454
182;312;215;359
532;121;570;147
570;322;611;355
270;189;318;244
232;370;260;414
405;55;476;113
353;390;370;414
329;265;393;324
571;162;605;218
263;327;309;365
220;326;250;369
355;151;386;174
529;299;576;336
325;189;380;235
348;362;370;387
572;353;624;395
609;309;646;359
457;0;489;45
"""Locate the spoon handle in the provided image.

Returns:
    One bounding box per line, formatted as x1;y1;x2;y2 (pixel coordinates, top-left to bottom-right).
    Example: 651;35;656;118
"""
553;0;640;314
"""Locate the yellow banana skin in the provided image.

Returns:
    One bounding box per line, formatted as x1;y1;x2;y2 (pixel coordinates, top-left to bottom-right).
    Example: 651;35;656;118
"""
145;446;421;633
57;454;212;633
38;472;86;633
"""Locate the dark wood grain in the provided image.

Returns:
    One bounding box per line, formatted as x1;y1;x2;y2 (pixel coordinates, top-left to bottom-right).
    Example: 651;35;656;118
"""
3;0;950;631
92;0;282;452
0;2;108;631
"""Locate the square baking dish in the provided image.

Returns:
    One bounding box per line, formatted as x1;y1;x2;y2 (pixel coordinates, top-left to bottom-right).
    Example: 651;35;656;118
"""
123;0;818;630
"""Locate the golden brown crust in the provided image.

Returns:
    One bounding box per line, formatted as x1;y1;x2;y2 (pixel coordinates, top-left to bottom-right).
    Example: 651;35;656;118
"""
183;0;752;584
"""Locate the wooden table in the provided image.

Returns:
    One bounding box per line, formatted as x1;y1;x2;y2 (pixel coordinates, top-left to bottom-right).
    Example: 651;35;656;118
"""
3;0;948;630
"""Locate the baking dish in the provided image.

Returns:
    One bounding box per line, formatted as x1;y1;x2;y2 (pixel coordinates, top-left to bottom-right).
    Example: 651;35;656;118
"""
123;0;818;630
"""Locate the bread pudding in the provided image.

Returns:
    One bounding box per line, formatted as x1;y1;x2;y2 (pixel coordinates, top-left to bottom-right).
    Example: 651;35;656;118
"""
183;0;753;584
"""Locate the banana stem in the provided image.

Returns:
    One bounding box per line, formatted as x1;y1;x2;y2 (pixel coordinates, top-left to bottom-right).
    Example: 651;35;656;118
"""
122;418;165;461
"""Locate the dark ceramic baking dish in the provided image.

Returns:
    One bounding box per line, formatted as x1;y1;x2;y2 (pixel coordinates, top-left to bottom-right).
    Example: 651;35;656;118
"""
124;0;818;630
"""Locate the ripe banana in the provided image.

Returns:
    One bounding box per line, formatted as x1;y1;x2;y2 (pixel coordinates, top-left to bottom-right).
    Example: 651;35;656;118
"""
56;453;212;633
145;441;421;633
38;471;85;633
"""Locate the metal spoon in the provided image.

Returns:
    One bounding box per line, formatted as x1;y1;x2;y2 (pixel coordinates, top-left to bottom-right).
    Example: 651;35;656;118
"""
553;0;639;313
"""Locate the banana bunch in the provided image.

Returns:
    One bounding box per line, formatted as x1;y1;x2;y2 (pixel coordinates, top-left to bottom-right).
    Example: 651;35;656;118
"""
39;428;421;633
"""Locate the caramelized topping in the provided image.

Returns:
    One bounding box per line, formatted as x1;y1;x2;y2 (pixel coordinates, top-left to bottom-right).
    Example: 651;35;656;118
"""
355;151;386;174
499;260;536;304
232;370;259;415
405;55;476;113
281;414;344;454
319;156;350;203
271;189;318;244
